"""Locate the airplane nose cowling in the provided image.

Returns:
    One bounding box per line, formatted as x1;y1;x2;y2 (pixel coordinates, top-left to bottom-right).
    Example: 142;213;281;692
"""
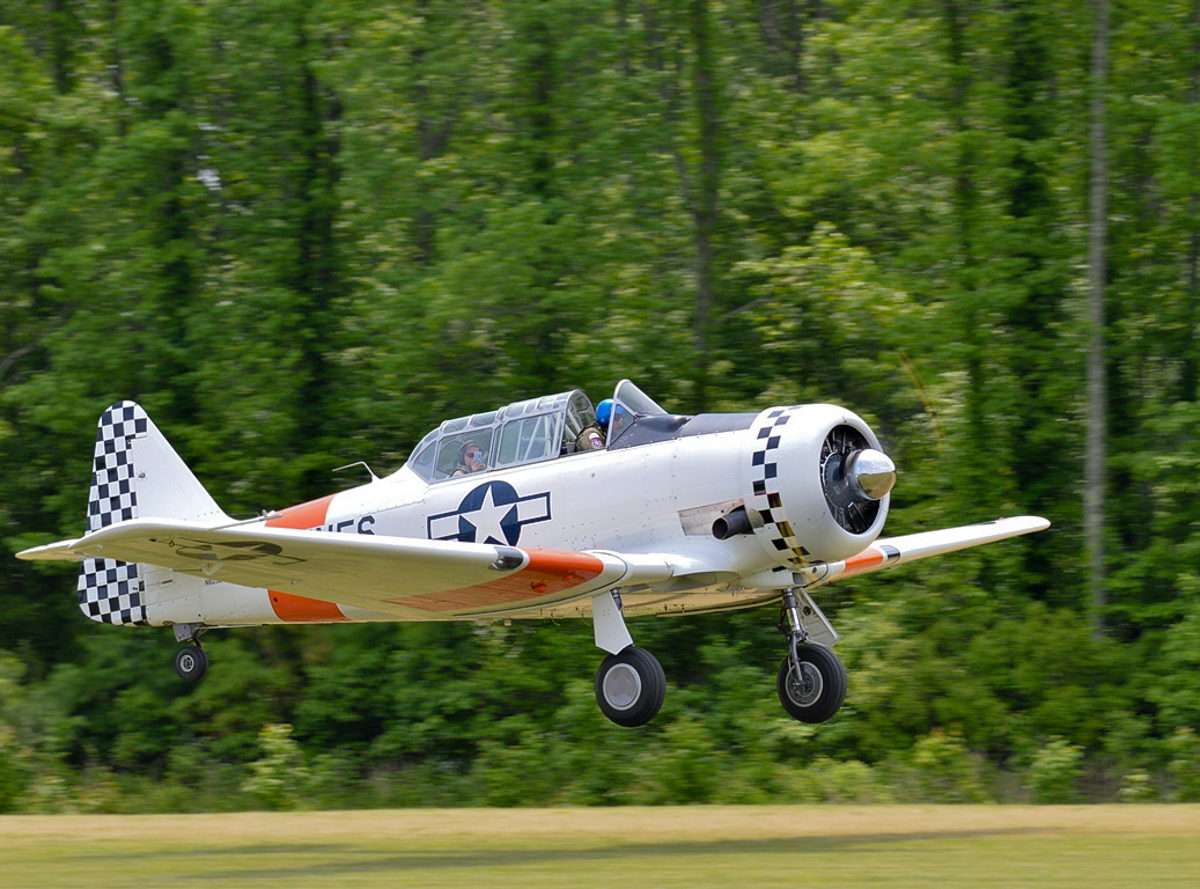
741;404;892;565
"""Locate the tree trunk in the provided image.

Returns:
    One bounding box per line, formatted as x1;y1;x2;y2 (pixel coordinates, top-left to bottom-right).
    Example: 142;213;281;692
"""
690;0;720;410
1085;0;1109;636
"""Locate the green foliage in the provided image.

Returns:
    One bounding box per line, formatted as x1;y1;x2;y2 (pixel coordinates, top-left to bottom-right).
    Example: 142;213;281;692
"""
242;723;310;811
1151;600;1200;731
0;653;30;812
1;0;1199;809
1026;737;1085;804
1117;768;1161;803
893;729;991;804
785;757;895;804
1167;728;1200;802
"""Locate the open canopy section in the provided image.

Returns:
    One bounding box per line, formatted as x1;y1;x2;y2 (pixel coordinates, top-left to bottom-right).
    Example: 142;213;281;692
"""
607;379;670;445
403;389;603;482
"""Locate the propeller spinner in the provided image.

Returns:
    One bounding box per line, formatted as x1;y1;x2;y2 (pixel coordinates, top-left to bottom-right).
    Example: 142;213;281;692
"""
821;426;896;534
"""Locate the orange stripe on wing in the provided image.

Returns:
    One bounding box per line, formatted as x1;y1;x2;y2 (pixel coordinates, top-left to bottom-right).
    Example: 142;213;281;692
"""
840;547;885;578
385;548;605;613
264;493;348;622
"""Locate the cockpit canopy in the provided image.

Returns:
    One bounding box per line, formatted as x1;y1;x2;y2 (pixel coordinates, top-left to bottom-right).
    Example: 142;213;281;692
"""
402;380;670;482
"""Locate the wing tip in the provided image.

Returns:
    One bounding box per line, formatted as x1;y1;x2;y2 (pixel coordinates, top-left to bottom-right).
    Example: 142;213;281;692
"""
998;515;1051;533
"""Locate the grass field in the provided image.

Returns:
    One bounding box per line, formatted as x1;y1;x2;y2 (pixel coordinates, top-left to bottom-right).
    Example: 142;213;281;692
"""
3;805;1199;888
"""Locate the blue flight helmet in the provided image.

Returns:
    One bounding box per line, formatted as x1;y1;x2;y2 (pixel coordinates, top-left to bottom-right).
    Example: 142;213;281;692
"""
596;399;614;426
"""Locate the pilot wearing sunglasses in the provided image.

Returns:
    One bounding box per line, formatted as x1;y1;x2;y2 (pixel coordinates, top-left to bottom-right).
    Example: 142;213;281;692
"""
451;440;487;477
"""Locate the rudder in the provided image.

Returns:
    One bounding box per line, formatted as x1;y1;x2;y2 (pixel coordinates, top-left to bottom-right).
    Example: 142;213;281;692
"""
78;402;228;625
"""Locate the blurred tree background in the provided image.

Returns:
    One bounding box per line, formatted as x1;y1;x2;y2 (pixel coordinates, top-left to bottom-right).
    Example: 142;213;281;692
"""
2;0;1200;810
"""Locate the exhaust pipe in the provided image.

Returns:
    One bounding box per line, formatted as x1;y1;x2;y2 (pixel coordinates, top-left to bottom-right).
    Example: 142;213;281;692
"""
713;505;754;540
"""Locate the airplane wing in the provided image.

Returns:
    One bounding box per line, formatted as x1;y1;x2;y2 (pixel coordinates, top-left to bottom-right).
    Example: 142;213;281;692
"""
18;515;1049;616
17;519;675;617
794;515;1051;588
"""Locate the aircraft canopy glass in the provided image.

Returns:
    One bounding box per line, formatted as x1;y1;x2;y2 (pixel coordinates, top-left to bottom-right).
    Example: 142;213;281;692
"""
608;379;669;446
403;389;602;482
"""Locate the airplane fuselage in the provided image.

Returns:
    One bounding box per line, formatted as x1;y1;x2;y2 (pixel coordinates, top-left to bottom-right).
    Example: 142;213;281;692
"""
143;419;780;628
136;399;897;630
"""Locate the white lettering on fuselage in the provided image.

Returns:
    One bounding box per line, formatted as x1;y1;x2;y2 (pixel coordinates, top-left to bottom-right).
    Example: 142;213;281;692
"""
306;515;377;535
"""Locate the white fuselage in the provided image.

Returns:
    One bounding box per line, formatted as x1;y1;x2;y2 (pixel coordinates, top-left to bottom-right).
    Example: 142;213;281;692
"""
142;426;775;628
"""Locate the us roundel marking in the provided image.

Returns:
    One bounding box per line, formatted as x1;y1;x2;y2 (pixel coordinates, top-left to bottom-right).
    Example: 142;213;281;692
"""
427;481;552;546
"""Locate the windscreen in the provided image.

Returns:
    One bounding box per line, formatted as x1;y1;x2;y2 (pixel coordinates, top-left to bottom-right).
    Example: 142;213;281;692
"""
609;380;668;445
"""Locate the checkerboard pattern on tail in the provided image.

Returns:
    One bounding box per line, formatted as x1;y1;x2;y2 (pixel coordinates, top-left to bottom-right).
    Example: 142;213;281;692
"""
78;402;149;625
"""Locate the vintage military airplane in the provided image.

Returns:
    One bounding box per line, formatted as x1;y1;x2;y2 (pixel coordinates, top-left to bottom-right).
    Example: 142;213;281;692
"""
18;380;1048;727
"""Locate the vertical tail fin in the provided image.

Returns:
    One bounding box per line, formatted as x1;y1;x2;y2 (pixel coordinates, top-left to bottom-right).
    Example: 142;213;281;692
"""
79;402;229;625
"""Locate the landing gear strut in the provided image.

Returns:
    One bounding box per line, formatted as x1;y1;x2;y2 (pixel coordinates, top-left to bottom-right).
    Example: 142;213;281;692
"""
777;589;846;723
173;624;209;682
592;589;665;727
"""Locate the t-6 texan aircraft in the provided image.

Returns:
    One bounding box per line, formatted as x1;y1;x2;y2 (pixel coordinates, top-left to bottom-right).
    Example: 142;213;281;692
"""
18;380;1048;727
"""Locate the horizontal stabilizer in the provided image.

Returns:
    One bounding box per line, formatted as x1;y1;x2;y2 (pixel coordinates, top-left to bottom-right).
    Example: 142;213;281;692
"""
15;538;85;562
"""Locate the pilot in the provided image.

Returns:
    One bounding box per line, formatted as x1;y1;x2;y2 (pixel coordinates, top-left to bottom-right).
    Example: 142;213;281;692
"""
567;401;608;452
595;398;631;445
451;440;487;476
596;399;613;430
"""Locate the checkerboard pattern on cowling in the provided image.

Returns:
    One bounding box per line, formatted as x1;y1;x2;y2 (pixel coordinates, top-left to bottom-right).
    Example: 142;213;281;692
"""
746;407;809;568
77;402;149;625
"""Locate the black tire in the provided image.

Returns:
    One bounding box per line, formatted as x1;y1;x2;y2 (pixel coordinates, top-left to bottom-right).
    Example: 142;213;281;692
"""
777;643;847;723
595;645;666;727
174;645;209;682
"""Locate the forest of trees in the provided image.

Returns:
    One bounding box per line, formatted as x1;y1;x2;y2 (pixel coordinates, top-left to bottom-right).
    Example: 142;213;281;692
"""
3;0;1200;812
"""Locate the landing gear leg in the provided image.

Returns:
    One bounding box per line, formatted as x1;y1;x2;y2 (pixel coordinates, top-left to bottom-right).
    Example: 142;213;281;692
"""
592;589;666;727
173;624;209;682
776;589;846;723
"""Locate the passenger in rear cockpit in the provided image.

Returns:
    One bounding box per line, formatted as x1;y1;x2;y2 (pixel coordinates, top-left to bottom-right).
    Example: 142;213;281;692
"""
451;440;487;476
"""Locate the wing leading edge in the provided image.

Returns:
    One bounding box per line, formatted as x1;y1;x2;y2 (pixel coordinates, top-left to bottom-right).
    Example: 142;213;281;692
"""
793;515;1051;588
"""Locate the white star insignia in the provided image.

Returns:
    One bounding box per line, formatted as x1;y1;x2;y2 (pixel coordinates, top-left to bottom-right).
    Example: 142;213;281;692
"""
465;484;514;544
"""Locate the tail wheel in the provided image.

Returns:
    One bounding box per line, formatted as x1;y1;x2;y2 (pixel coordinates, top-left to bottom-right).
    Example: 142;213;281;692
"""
595;646;666;727
777;643;846;723
174;645;209;682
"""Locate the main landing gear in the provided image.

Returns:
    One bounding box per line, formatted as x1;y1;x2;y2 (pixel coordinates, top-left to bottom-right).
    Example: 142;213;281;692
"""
590;587;846;728
776;589;846;723
172;624;209;682
592;589;666;727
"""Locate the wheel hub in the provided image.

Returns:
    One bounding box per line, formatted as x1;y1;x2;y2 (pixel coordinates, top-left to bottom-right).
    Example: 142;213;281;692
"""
602;662;642;710
785;661;824;707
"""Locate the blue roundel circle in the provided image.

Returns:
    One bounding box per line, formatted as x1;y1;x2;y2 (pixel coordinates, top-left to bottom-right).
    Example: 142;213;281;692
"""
434;480;551;546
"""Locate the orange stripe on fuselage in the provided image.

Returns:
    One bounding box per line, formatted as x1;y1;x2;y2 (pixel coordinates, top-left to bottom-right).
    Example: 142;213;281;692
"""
266;589;349;622
384;548;606;613
267;495;338;532
264;494;348;622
